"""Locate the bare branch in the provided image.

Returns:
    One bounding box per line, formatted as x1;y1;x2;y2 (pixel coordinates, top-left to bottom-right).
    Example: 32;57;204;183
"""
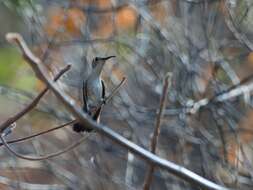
0;120;76;147
0;64;71;134
143;74;171;190
224;0;253;51
94;77;127;113
187;73;253;114
0;131;90;161
106;77;127;103
5;33;230;190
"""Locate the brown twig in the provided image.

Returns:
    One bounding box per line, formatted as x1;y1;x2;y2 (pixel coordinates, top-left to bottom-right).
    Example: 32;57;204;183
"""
105;77;126;103
0;64;71;133
143;74;171;190
94;77;127;113
224;1;253;51
240;145;253;178
187;71;253;114
5;33;230;190
0;132;90;161
0;120;76;147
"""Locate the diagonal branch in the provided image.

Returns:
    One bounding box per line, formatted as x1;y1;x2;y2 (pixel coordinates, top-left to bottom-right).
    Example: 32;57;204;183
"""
4;33;230;190
0;132;90;161
0;64;71;133
0;120;76;147
94;77;127;113
224;1;253;51
188;74;253;114
143;73;171;190
105;77;127;103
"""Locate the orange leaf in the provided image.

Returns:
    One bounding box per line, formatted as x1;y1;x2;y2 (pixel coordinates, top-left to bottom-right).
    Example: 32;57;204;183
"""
115;7;137;31
65;8;86;36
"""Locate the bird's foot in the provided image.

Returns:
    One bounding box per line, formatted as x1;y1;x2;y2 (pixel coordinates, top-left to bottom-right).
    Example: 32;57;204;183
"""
73;122;93;133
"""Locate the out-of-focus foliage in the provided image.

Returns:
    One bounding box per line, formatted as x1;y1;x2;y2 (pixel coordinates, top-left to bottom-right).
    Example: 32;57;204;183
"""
0;48;21;84
0;47;37;91
2;0;37;12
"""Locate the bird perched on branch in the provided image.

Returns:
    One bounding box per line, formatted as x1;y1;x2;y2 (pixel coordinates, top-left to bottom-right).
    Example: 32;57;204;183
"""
73;56;116;133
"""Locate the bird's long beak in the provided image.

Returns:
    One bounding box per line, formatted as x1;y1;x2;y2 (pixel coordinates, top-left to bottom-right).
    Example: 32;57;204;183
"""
101;56;116;61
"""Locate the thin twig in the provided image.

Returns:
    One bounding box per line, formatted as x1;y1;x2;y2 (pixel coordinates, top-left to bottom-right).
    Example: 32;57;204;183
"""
210;73;253;102
0;64;71;133
41;31;58;62
94;77;127;113
73;77;126;131
0;132;90;161
188;74;253;114
213;114;228;163
129;1;188;65
105;77;127;102
5;33;230;190
224;1;253;51
143;74;171;190
0;120;76;147
240;145;253;178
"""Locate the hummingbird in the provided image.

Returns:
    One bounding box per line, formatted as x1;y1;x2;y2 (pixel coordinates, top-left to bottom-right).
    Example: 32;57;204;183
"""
73;56;116;133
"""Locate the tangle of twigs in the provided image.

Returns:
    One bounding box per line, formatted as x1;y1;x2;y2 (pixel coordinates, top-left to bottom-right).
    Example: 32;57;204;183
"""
1;32;231;190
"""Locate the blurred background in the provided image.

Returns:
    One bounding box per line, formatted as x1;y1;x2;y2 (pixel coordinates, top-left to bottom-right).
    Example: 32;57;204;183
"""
1;0;253;189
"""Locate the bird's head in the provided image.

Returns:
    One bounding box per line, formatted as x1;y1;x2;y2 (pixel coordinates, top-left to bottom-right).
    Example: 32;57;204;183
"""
92;56;116;69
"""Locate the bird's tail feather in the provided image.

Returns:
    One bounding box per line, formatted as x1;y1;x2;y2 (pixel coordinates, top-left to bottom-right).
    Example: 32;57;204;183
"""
72;107;102;133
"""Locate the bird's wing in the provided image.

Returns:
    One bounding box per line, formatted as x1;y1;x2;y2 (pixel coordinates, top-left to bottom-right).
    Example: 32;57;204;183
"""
82;80;88;112
101;80;106;99
92;80;105;121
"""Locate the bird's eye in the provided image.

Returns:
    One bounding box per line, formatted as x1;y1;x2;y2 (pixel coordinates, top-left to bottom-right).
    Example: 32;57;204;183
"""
95;57;98;61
